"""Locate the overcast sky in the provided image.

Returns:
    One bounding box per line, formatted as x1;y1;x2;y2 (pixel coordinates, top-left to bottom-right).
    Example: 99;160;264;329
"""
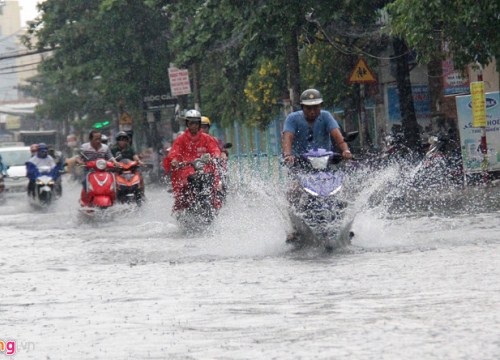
18;0;41;25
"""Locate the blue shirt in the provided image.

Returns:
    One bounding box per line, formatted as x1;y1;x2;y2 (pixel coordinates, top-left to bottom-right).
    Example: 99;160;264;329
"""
283;110;340;156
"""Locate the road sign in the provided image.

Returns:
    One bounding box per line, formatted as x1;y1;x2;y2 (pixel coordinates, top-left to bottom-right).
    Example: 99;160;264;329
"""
470;81;486;127
142;94;178;111
168;67;192;96
348;58;377;84
119;111;133;125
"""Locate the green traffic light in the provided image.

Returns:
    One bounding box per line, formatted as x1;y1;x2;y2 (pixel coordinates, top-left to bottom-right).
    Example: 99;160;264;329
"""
93;120;110;129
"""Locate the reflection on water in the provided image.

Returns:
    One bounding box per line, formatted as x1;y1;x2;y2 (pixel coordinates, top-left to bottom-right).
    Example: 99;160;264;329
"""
1;173;499;359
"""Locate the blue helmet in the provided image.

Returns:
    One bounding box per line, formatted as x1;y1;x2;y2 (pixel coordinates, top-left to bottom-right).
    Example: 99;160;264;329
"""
37;143;48;158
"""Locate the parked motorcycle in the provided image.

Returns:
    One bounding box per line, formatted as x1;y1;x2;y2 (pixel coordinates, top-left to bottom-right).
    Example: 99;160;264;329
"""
173;153;220;230
115;158;144;205
0;173;5;204
411;134;464;189
79;159;117;216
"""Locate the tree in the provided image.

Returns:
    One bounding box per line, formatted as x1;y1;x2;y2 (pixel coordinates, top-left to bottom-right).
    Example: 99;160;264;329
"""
387;0;500;70
21;0;171;133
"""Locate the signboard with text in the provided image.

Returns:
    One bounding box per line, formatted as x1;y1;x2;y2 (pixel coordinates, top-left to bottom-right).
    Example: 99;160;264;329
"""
456;91;500;172
442;59;470;96
470;81;486;127
387;85;432;126
142;94;178;111
168;68;192;96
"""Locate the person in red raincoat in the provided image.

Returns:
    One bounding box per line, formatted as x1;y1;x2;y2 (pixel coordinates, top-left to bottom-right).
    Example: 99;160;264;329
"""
164;109;221;212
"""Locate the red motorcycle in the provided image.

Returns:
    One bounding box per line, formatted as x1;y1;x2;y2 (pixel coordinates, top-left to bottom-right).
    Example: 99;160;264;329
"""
80;159;117;212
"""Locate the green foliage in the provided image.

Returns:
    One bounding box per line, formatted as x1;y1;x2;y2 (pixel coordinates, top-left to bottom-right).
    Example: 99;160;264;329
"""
387;0;500;69
22;0;171;127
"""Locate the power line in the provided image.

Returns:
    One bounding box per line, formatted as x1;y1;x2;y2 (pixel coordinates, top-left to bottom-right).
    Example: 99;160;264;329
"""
0;47;56;62
0;66;38;75
0;61;40;71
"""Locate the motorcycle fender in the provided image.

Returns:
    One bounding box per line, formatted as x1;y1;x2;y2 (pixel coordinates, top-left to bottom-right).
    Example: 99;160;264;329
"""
92;195;113;207
40;186;52;192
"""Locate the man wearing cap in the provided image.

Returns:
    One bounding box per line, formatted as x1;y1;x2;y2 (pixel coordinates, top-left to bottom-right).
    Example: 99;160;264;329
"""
282;88;352;166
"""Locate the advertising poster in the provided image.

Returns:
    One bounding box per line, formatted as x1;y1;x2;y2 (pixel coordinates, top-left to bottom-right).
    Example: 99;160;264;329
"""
456;91;500;172
387;85;432;127
442;59;470;96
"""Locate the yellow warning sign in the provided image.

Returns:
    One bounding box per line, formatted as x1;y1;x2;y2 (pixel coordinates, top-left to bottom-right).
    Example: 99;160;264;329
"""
348;58;377;84
119;111;133;125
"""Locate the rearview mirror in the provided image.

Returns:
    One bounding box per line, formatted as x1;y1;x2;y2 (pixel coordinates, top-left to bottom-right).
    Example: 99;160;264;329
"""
223;142;233;149
344;131;359;143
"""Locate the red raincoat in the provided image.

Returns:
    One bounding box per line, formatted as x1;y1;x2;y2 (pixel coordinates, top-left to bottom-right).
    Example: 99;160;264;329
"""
165;129;221;211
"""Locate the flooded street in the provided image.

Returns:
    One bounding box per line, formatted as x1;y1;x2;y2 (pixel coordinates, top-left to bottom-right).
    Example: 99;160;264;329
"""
1;175;500;359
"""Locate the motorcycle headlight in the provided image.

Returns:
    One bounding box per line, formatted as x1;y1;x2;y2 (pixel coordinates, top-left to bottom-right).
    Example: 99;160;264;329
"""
304;188;319;197
36;179;44;185
96;159;107;170
329;185;342;196
48;180;55;185
308;155;330;170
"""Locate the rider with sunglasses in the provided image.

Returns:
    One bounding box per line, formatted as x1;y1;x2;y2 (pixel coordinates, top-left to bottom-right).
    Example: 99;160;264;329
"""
282;88;352;166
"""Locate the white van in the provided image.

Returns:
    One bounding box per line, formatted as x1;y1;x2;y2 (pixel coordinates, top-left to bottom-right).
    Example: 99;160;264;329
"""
0;146;32;192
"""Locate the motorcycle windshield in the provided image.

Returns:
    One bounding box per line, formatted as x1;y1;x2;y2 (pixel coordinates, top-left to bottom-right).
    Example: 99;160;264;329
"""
298;171;344;197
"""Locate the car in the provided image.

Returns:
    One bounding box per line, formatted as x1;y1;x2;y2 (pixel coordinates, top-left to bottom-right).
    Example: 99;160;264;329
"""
0;146;32;193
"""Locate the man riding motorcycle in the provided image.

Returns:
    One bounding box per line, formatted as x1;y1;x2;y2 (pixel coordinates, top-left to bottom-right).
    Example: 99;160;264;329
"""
76;130;117;205
26;143;57;198
165;109;222;212
282;89;352;244
110;131;143;164
282;89;352;165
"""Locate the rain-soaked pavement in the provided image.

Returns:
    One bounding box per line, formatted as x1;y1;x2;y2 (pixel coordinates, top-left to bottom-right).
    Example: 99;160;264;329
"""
1;171;499;359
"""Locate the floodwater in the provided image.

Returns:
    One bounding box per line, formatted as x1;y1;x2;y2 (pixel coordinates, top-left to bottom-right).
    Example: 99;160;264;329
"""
1;169;499;359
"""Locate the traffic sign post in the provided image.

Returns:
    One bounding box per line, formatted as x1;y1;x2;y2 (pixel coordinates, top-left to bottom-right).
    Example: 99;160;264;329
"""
348;58;377;149
168;67;192;97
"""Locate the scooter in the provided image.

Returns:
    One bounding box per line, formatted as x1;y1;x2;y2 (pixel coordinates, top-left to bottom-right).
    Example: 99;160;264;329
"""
115;158;144;205
411;134;464;189
0;173;5;204
286;132;358;250
79;159;117;217
216;142;232;202
173;153;220;230
26;164;60;207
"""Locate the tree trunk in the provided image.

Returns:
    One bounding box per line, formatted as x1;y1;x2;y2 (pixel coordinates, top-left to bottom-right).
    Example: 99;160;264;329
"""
191;63;201;111
285;26;301;110
392;37;420;150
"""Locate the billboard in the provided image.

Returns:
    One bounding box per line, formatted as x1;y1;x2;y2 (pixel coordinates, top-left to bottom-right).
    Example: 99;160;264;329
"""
456;91;500;172
387;84;432;127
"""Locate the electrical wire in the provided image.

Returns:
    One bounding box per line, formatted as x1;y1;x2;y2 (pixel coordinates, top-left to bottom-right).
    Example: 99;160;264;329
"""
306;15;411;61
0;61;40;71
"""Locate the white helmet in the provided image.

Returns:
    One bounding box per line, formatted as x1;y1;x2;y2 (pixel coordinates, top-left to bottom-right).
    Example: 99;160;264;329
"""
185;109;201;121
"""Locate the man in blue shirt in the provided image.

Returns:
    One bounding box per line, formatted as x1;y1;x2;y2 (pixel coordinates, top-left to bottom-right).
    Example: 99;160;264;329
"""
282;88;352;165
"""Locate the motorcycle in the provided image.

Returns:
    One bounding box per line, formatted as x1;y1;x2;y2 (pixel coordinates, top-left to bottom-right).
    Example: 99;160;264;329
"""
216;142;232;202
286;132;358;250
79;159;117;216
26;163;60;207
173;153;220;230
115;158;144;205
411;134;464;189
0;173;5;204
